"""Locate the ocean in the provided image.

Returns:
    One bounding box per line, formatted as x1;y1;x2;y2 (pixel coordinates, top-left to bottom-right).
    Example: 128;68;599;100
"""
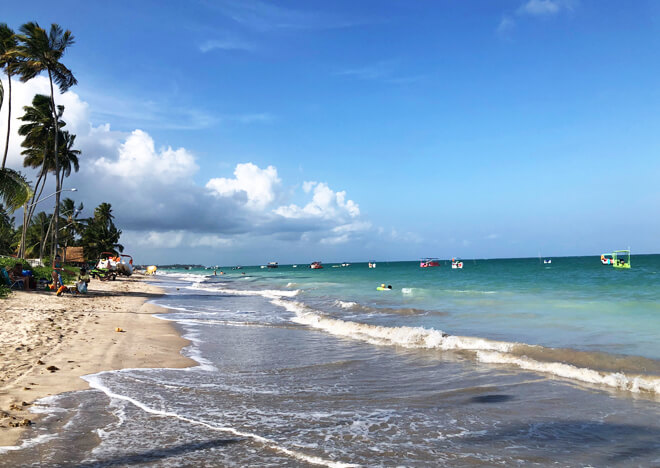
4;255;660;466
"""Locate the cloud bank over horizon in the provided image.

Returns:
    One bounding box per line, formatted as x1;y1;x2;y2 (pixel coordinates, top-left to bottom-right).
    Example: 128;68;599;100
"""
0;77;374;262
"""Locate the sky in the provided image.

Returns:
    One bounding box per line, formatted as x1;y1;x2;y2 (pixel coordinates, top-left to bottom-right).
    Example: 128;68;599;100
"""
1;0;660;265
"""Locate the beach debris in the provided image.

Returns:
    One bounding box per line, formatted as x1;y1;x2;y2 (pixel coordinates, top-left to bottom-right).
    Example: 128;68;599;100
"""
46;365;59;372
115;327;125;332
23;387;31;391
36;360;44;365
9;418;32;427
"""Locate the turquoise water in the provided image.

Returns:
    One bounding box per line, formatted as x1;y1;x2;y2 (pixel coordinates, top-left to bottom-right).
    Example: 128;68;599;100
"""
5;255;660;466
196;255;660;361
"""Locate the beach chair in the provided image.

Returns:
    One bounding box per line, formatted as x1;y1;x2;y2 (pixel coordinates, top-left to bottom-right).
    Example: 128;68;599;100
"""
1;268;24;290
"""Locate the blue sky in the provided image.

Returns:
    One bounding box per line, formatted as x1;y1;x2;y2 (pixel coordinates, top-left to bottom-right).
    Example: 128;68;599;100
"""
2;0;660;265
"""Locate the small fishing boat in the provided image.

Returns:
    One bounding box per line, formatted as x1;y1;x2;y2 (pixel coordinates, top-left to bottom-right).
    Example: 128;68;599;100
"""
543;259;552;264
341;262;351;267
420;258;440;268
600;253;614;265
368;262;377;268
310;261;323;269
612;250;631;269
267;262;278;269
451;258;463;269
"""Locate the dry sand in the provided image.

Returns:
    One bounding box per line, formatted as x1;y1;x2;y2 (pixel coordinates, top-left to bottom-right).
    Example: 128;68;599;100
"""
0;274;195;447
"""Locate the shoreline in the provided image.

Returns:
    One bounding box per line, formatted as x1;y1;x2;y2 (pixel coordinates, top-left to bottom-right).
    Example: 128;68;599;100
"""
0;274;196;448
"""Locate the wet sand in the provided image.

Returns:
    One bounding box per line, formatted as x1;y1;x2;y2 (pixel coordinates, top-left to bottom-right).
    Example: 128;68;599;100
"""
0;274;195;447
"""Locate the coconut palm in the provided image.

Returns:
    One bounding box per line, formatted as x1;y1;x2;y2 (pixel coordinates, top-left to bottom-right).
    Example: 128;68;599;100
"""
0;23;19;170
56;130;80;188
17;94;65;258
16;22;77;260
82;203;124;259
0;167;31;212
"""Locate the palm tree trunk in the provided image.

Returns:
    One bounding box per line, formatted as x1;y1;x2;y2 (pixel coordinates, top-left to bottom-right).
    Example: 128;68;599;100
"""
19;167;47;259
48;70;61;262
1;73;11;170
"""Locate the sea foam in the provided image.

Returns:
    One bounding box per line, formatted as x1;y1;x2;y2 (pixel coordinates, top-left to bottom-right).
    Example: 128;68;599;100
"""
268;297;660;395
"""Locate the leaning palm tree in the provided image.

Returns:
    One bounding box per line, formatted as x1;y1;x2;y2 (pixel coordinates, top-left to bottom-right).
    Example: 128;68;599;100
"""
0;23;19;170
56;130;80;189
17;94;65;259
16;22;77;260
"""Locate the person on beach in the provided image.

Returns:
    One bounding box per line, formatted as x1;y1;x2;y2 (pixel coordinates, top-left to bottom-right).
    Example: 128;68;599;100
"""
51;254;75;295
10;264;32;291
75;268;91;294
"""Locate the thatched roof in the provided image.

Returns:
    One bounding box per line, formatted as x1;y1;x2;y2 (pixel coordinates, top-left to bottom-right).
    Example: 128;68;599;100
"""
64;246;85;263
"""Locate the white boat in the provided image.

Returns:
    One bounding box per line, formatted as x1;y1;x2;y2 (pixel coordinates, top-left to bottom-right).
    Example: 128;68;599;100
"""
543;259;552;264
451;258;463;269
368;262;377;268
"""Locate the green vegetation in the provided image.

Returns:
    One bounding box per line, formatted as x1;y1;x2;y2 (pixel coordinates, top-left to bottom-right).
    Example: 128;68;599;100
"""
1;21;123;298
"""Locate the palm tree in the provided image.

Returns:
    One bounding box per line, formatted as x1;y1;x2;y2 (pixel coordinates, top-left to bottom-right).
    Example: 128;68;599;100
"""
56;130;80;189
82;203;124;259
0;23;19;170
0;167;31;212
17;94;65;258
16;22;77;260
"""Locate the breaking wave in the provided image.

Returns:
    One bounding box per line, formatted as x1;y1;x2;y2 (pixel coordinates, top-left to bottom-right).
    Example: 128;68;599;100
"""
268;298;660;395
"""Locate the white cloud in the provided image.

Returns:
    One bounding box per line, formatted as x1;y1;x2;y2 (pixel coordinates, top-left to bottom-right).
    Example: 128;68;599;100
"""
320;221;372;245
274;181;359;220
1;76;374;258
206;162;281;209
497;16;515;35
498;0;576;34
518;0;562;16
199;38;255;53
123;230;233;249
94;130;198;188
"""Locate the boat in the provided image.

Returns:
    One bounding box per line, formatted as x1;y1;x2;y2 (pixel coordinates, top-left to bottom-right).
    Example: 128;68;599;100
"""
117;254;134;276
368;262;377;268
267;262;278;269
420;258;440;268
612;249;631;269
341;263;351;267
292;265;297;268
543;259;552;264
451;258;463;269
600;253;614;265
310;261;323;269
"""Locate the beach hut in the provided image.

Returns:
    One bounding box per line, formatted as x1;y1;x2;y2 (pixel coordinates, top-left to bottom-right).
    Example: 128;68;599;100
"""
63;246;86;266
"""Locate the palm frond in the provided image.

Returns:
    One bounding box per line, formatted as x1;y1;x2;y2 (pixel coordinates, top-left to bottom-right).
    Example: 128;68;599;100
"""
0;168;32;212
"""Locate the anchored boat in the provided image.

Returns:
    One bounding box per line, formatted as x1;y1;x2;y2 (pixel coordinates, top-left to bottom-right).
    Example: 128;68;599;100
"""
600;253;614;265
451;258;463;269
420;258;440;268
612;250;631;269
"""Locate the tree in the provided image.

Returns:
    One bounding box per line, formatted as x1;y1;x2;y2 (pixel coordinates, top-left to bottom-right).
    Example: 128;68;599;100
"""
16;22;77;261
82;203;124;260
0;23;19;170
0;167;31;212
0;204;18;255
17;93;65;258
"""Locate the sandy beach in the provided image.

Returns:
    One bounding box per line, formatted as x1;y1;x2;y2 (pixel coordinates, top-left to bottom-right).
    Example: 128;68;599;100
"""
0;274;195;448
